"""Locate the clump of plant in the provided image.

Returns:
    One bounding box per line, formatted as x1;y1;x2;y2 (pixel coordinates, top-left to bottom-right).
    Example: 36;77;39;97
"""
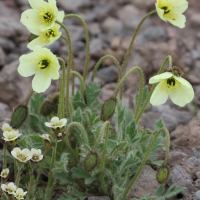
0;0;193;200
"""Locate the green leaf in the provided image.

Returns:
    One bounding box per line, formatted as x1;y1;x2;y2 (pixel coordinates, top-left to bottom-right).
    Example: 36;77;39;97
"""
54;172;70;185
85;82;101;107
72;108;82;123
29;134;44;149
155;119;165;137
124;107;133;127
125;120;138;146
73;91;86;110
71;166;91;179
141;86;149;107
117;101;125;126
156;185;164;197
29;114;42;133
164;185;185;198
30;93;44;114
53;153;69;173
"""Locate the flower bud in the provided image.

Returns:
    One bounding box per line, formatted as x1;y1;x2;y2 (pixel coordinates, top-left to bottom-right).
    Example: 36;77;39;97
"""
11;105;29;129
83;151;99;173
168;66;184;77
156;165;171;185
39;101;55;117
56;131;66;141
27;33;38;42
100;97;117;121
49;92;59;113
68;134;77;149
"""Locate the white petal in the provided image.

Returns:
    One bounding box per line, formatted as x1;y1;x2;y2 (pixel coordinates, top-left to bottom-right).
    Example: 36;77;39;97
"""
28;0;48;10
45;122;53;128
150;80;169;106
28;37;51;50
31;148;37;154
51;116;59;124
22;149;31;157
11;148;21;158
60;118;67;126
173;76;191;87
1;184;7;191
155;3;166;21
39;155;43;161
149;72;173;84
2;123;12;132
27;27;40;36
3;131;10;138
167;13;186;29
57;11;65;23
37;149;42;155
169;80;194;107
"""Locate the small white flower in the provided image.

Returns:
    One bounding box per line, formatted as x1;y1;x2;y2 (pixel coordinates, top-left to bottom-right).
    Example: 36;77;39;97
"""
0;168;9;178
3;129;22;142
39;133;51;141
45;116;67;129
13;188;27;200
31;148;43;162
1;182;17;194
11;148;32;163
2;123;12;132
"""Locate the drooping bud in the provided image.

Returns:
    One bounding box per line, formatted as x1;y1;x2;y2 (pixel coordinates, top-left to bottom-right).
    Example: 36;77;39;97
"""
168;66;184;77
100;97;117;121
83;151;99;173
27;33;38;42
39;101;55;117
68;134;77;149
49;92;59;113
156;165;171;185
11;105;29;129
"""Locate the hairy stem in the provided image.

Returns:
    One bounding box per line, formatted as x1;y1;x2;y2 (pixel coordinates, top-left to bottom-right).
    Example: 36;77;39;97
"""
56;21;72;119
70;71;84;96
3;143;7;169
91;55;123;99
122;128;170;200
64;14;90;83
121;10;156;75
45;141;57;200
100;122;110;195
24;88;34;106
27;164;34;199
15;166;22;187
57;77;62;118
135;55;172;124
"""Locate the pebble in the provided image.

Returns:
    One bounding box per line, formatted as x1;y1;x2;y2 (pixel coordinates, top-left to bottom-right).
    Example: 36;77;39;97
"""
192;148;200;159
194;191;200;200
187;157;199;167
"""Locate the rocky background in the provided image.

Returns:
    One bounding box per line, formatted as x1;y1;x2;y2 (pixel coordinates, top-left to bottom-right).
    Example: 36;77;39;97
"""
0;0;200;199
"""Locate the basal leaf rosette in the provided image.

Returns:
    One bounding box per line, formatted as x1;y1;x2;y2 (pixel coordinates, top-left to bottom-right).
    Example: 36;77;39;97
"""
18;47;60;93
21;0;64;31
149;72;194;107
13;188;27;200
1;182;17;194
27;11;64;50
155;0;188;28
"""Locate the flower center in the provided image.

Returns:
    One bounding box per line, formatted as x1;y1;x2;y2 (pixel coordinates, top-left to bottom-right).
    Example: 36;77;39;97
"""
41;11;53;22
167;77;176;88
18;154;26;161
38;60;50;69
32;154;39;161
161;6;170;14
45;29;55;38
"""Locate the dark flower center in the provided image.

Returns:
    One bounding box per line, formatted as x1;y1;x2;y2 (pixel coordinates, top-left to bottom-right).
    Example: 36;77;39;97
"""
167;77;176;88
45;29;55;37
43;12;52;22
39;60;49;69
161;6;170;14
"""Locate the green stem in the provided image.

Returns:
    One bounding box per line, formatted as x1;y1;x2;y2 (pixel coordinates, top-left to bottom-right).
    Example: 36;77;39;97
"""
100;122;110;195
64;14;90;83
45;141;57;200
91;55;123;99
70;71;84;96
121;10;156;75
135;55;172;124
24;88;34;106
122;127;170;200
56;21;72;119
113;67;143;117
58;77;62;118
14;160;17;180
15;167;22;187
67;122;89;146
27;164;34;199
3;143;7;169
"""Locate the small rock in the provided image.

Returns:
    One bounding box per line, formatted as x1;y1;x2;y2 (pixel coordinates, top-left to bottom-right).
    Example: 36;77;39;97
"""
0;47;7;67
191;13;200;26
88;197;111;200
88;23;101;36
102;17;122;33
167;151;188;167
196;172;200;179
111;37;121;50
192;148;200;159
0;102;10;122
96;66;119;84
7;53;19;63
0;37;15;52
168;165;194;197
90;37;103;55
187;157;199;167
194;191;200;200
100;83;117;101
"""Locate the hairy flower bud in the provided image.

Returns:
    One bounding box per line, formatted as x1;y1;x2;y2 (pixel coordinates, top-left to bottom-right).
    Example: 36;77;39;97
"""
83;151;99;173
40;101;55;117
167;66;184;77
156;165;171;185
100;97;117;121
49;92;59;113
11;105;29;129
68;134;77;149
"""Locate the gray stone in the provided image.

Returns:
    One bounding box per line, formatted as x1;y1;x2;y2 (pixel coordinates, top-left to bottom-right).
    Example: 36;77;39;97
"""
194;191;200;200
167;151;188;166
7;53;19;63
47;40;61;54
196;172;200;179
88;197;111;200
192;148;200;159
96;66;119;84
0;102;10;123
168;165;194;197
102;17;122;33
90;37;103;55
127;165;160;199
0;47;7;67
187;157;199;167
0;37;15;52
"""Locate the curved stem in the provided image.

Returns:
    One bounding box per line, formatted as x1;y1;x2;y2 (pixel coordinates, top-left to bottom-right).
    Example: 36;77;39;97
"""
70;71;84;96
56;21;72;119
113;67;143;116
135;55;172;124
3;143;7;169
64;14;90;83
45;141;57;200
91;55;123;99
24;88;34;106
121;10;156;75
122;127;170;200
67;122;89;146
100;122;110;195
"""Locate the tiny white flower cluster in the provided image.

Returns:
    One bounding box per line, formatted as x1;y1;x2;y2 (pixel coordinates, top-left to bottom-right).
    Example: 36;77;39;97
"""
45;116;67;129
0;168;9;179
11;147;43;163
1;123;22;142
1;182;27;200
